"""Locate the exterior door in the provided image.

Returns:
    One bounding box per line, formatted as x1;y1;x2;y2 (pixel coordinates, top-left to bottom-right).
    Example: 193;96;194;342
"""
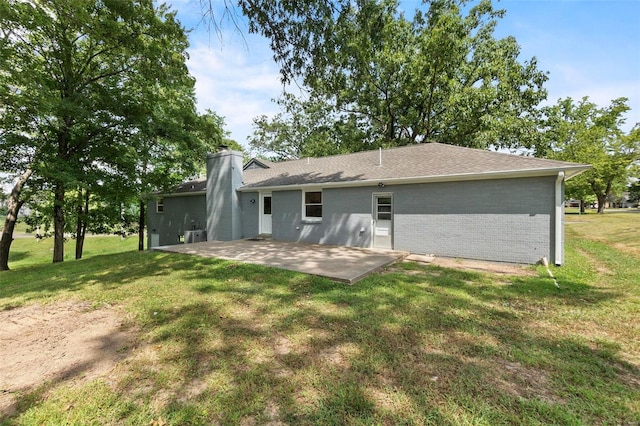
373;194;393;249
260;193;272;235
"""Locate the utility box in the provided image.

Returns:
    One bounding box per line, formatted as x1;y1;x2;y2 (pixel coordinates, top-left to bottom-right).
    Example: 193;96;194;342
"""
185;229;207;243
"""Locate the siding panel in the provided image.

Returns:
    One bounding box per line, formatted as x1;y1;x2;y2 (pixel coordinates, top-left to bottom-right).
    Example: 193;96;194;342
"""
146;195;207;247
268;176;556;264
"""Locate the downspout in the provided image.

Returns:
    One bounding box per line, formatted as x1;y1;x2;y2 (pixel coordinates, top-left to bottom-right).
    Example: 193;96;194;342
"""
554;172;565;266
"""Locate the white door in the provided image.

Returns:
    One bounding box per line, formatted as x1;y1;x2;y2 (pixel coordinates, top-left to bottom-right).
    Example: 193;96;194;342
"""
260;193;272;235
373;194;393;249
150;233;160;248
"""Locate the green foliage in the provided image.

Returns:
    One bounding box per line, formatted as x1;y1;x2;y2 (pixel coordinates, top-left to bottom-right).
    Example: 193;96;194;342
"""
249;0;548;154
0;0;224;262
539;97;640;212
250;93;364;160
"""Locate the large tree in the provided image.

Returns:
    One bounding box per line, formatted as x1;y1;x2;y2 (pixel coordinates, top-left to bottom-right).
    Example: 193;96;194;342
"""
131;103;223;252
0;0;198;268
539;97;639;214
248;0;547;154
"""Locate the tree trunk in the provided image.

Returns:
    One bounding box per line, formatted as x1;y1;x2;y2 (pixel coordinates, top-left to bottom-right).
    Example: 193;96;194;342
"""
75;187;89;260
596;194;607;214
579;199;585;214
53;183;66;263
138;199;145;251
0;169;33;271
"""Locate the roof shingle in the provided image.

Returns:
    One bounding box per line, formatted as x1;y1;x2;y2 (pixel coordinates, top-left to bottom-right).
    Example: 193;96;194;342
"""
240;143;589;189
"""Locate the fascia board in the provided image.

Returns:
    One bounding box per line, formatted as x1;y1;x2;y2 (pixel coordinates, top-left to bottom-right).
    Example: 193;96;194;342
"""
158;191;206;198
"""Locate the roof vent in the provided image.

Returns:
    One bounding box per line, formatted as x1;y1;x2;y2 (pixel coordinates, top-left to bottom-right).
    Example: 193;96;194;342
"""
218;144;229;152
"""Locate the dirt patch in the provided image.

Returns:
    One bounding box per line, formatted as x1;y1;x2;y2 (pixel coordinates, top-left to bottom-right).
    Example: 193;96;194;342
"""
405;255;536;276
0;300;137;418
491;359;562;404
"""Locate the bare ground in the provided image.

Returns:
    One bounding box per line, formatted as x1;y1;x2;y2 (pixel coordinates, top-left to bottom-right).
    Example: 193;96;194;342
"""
0;300;137;418
405;255;537;276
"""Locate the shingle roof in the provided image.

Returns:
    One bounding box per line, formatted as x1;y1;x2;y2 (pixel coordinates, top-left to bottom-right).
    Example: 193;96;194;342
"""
170;178;206;194
240;143;590;190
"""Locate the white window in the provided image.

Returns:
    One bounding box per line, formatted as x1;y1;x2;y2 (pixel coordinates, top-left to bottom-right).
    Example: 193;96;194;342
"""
156;197;164;213
302;190;322;221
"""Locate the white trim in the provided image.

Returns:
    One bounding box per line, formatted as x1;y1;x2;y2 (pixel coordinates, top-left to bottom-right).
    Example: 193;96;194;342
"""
554;172;565;266
372;192;394;250
159;191;206;198
302;189;323;222
155;198;164;213
259;192;272;235
237;166;590;192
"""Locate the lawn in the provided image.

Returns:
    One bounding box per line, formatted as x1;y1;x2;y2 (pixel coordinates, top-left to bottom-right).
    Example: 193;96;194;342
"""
1;212;639;425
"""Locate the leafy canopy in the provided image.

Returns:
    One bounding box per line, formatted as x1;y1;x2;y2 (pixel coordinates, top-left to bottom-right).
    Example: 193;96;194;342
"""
247;0;548;157
539;97;640;213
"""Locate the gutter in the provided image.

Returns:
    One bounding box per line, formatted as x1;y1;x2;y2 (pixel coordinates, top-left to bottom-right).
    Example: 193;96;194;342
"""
554;171;565;266
158;190;206;198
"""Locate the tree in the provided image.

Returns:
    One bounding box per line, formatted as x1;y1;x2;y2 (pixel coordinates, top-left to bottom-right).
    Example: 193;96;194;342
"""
628;181;640;205
248;0;547;153
0;189;6;217
0;0;197;267
249;93;365;160
132;103;223;252
539;97;640;214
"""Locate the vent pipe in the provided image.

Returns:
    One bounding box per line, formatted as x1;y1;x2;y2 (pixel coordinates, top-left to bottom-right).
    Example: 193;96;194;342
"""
379;147;382;166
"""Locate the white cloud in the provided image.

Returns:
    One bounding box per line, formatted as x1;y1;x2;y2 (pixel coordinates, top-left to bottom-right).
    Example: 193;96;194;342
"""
186;40;284;147
543;63;640;130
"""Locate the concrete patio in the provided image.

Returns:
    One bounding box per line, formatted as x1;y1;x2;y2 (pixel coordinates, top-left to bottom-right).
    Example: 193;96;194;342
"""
152;239;408;283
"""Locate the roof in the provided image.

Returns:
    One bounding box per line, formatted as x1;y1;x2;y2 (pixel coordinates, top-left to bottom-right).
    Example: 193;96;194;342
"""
239;143;590;190
168;178;206;195
243;158;275;170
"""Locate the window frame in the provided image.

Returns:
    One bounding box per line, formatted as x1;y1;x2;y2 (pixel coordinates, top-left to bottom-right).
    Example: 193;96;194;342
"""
156;197;164;214
302;189;323;222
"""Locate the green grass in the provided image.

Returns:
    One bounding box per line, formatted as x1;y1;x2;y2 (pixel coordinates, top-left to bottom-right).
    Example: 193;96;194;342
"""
1;214;639;425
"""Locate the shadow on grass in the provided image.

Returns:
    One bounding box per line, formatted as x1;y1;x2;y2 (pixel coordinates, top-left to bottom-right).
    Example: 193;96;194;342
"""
5;250;29;263
0;251;221;306
105;262;640;423
3;247;639;424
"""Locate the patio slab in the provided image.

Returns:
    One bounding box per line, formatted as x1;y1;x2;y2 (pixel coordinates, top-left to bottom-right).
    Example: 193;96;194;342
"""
152;239;408;283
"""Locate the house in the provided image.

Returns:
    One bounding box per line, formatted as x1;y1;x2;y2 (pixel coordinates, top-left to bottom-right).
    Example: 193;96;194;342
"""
147;143;590;265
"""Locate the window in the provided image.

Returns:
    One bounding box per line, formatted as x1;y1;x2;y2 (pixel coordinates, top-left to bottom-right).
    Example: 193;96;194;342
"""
156;198;164;213
376;197;392;220
303;190;322;221
263;196;272;215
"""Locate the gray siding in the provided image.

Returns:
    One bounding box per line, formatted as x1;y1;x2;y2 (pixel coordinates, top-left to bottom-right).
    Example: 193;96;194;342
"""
206;150;244;241
267;176;557;264
392;177;556;264
240;191;260;238
147;194;206;247
272;187;373;248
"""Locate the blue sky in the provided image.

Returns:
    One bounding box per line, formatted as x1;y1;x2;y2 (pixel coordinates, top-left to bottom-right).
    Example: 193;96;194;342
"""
168;0;640;147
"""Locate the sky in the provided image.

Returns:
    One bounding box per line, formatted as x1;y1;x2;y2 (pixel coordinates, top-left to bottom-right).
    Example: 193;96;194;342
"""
167;0;640;150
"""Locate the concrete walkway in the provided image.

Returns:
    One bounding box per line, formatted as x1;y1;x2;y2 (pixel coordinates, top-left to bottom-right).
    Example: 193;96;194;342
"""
153;240;407;283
